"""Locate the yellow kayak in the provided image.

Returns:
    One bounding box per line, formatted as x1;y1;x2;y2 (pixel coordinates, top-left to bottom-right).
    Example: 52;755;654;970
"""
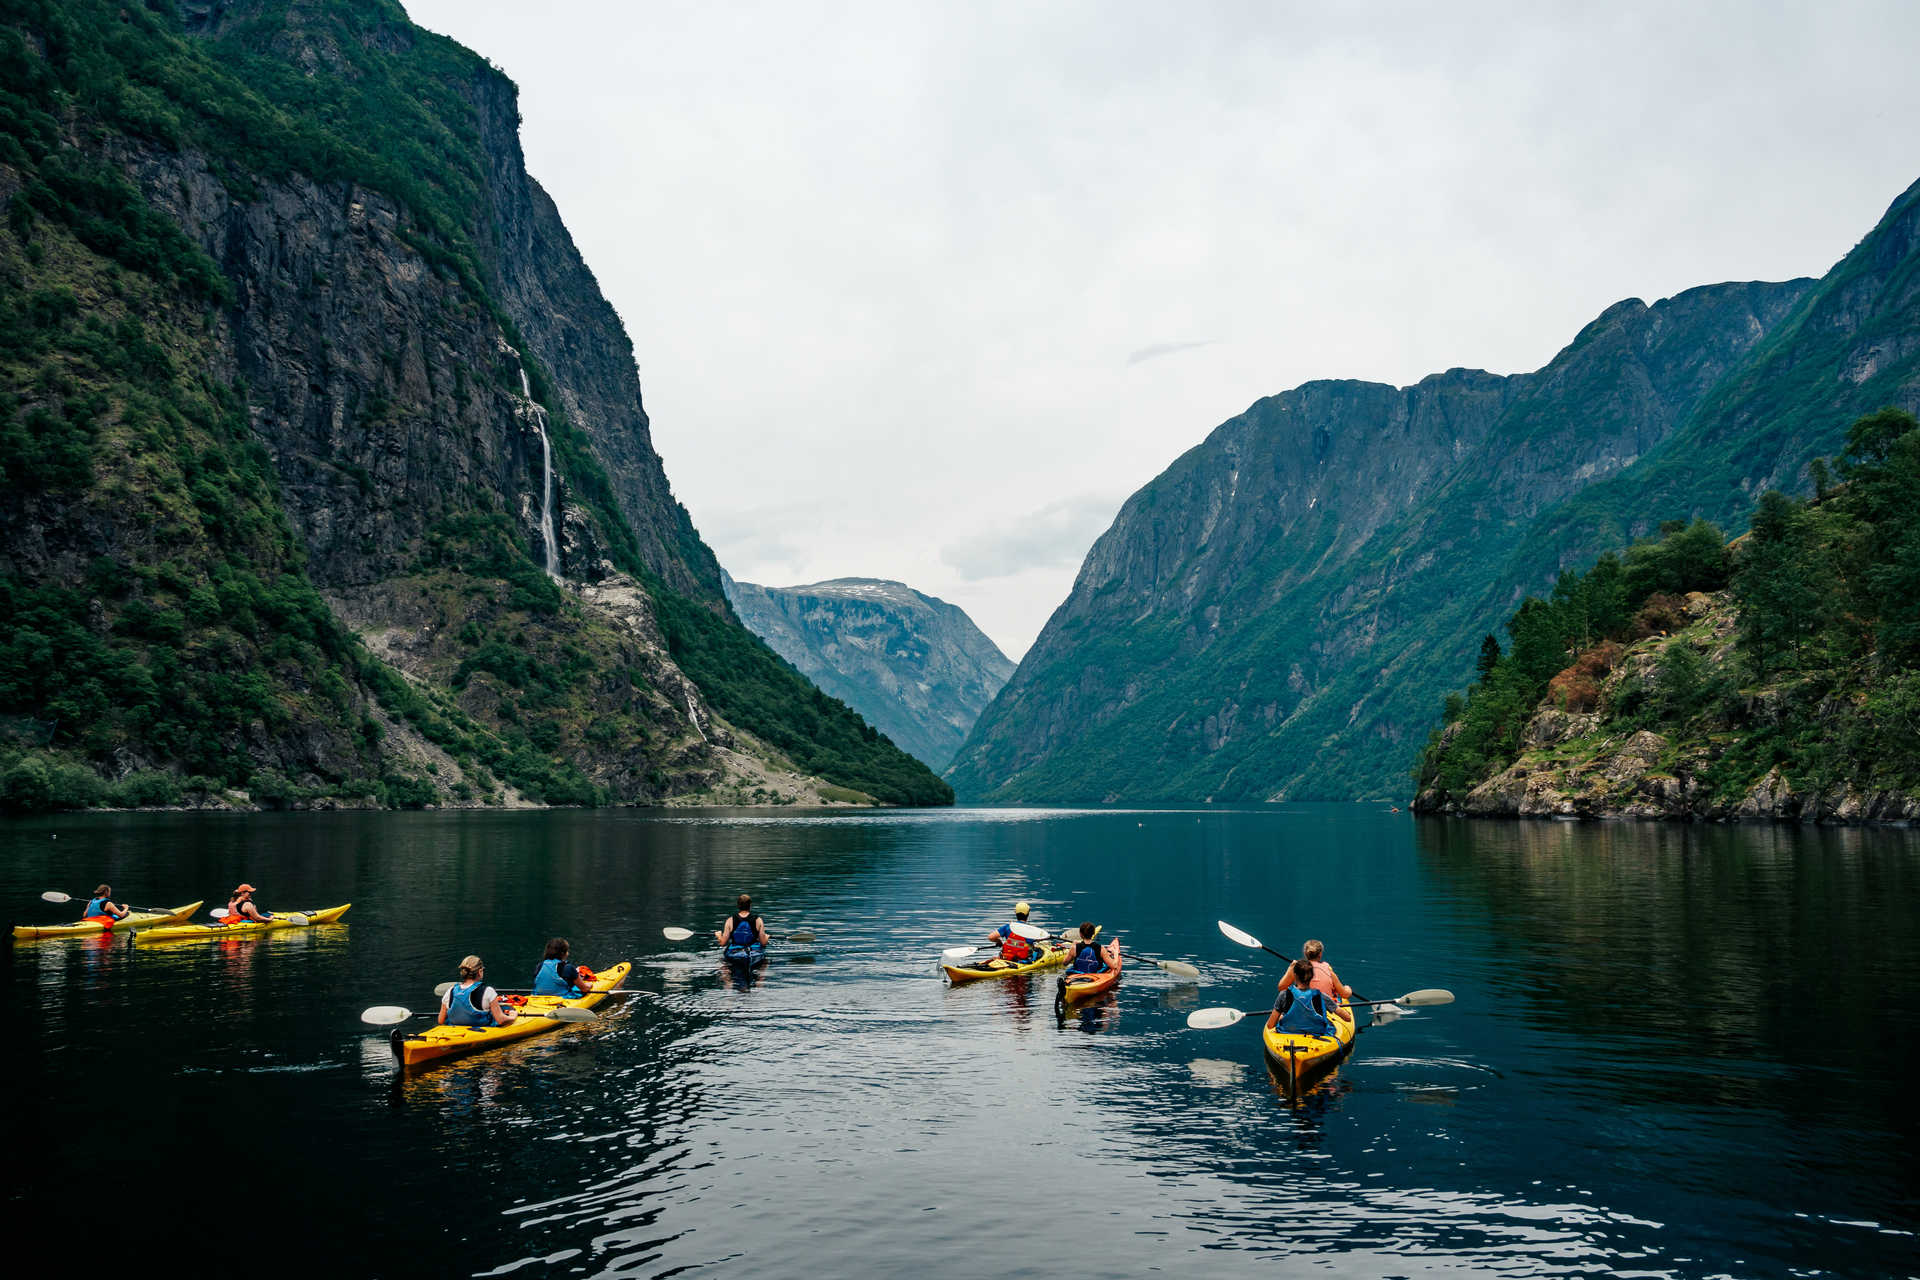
12;901;204;940
1261;999;1357;1087
133;903;351;944
943;939;1069;983
392;961;630;1068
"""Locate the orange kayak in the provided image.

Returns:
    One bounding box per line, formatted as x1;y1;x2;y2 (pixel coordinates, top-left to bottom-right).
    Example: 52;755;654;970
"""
1060;941;1122;1004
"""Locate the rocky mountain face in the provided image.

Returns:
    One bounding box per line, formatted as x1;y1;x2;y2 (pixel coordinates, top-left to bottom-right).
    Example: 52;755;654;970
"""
951;176;1920;802
724;575;1014;770
0;0;949;810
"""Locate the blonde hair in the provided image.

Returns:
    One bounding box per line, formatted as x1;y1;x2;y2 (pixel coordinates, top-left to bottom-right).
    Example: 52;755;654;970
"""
458;955;484;981
1303;940;1325;961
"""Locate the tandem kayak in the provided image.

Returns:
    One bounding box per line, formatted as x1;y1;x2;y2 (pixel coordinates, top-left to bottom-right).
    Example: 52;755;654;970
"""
391;961;630;1068
132;904;351;944
1261;1000;1357;1088
1059;941;1123;1005
12;901;204;940
944;939;1069;983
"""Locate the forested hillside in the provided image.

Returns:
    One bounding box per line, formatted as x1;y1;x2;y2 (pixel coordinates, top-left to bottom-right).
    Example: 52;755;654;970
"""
1414;408;1920;821
0;0;950;811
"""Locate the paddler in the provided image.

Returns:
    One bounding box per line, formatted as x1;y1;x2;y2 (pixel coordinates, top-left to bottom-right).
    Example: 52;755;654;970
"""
715;894;770;957
988;901;1040;963
1064;921;1118;976
439;955;518;1027
1266;958;1339;1035
224;884;273;924
82;884;129;925
532;937;591;997
1277;939;1354;1018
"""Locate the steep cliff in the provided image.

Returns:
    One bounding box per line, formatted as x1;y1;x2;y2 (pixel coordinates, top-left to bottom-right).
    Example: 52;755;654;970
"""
948;278;1817;801
724;575;1014;770
0;0;950;810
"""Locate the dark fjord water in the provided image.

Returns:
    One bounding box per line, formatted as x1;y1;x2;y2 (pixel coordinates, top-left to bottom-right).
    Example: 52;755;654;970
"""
4;806;1916;1277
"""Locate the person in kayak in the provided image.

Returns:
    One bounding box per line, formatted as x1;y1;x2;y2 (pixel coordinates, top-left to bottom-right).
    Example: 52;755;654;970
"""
716;894;770;957
533;937;590;997
988;901;1039;962
1064;922;1118;976
1290;939;1354;1008
1267;959;1339;1036
224;884;273;924
439;956;517;1027
82;884;129;925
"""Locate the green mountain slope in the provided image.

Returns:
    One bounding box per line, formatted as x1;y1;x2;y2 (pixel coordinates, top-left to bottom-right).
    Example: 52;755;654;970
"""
1413;409;1920;821
950;177;1920;803
0;0;949;810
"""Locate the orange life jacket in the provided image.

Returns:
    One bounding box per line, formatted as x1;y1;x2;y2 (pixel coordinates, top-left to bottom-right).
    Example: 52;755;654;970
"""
999;925;1032;962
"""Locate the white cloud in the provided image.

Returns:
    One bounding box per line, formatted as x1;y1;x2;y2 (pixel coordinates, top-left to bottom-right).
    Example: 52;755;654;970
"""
941;494;1123;582
1127;340;1216;366
408;0;1920;659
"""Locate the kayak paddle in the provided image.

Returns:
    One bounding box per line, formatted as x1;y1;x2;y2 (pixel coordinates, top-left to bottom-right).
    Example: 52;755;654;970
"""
360;1004;597;1027
661;926;816;943
40;891;177;914
1185;989;1455;1029
209;908;311;926
1217;920;1293;962
1121;948;1201;980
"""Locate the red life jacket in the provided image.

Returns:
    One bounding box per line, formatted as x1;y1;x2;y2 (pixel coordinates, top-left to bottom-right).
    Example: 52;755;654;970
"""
999;924;1032;962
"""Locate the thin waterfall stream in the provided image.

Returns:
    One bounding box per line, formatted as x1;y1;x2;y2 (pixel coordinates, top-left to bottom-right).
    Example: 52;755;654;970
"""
519;365;560;579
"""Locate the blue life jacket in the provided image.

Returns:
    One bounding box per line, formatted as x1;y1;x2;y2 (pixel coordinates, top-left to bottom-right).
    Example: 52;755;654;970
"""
533;958;580;997
84;897;112;918
1067;939;1105;975
1275;986;1334;1036
446;980;494;1027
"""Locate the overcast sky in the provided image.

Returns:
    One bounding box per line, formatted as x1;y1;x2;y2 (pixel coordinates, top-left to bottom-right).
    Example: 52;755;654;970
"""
411;1;1920;660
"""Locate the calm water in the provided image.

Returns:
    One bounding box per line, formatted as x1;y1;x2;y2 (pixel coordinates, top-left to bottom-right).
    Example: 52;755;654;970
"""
4;806;1917;1277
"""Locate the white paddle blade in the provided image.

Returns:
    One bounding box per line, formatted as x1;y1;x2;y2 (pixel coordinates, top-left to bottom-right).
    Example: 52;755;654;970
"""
535;1006;596;1022
661;926;696;941
1159;960;1202;980
285;913;310;926
1008;921;1049;941
1398;988;1455;1007
433;982;455;998
785;930;816;943
1186;1007;1250;1031
210;907;230;918
1217;920;1263;950
41;891;74;903
360;1005;413;1026
942;945;981;960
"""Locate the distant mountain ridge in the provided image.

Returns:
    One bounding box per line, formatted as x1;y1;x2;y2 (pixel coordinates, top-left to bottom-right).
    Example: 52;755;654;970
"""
948;175;1920;803
724;575;1013;770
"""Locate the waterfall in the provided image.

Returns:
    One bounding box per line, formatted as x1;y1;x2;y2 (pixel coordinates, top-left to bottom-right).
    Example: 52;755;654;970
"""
518;366;560;580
